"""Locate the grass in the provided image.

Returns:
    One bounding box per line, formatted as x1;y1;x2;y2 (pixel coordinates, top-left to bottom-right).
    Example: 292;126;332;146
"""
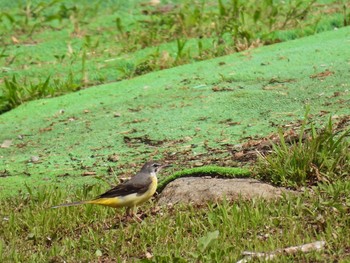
256;115;350;188
0;180;349;262
0;0;348;112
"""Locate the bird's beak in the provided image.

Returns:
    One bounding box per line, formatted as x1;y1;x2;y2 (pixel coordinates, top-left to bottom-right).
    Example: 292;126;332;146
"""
160;164;172;170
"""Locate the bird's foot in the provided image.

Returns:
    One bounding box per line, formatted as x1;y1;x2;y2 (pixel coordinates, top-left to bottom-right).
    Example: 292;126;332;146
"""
133;214;143;222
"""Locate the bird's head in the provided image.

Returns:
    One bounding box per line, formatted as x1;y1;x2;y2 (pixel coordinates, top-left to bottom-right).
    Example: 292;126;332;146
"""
142;161;170;175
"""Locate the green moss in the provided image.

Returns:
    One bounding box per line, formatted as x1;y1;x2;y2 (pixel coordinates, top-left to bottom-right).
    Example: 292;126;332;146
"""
157;166;251;192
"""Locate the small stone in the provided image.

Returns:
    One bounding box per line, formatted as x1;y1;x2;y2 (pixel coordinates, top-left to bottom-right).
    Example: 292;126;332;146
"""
30;156;40;163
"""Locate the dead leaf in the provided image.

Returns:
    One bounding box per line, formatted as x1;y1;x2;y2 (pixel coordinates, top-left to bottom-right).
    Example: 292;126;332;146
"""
82;171;96;176
67;43;73;55
268;78;295;84
39;127;53;132
107;154;119;162
262;84;285;90
1;140;12;148
0;170;11;177
310;70;334;79
11;36;20;44
145;251;153;259
212;86;234;92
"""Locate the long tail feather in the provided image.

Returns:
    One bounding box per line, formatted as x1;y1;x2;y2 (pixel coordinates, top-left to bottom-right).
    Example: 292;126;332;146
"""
51;200;87;209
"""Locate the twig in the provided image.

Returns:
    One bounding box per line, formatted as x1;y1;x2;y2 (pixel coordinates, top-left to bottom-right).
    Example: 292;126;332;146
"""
236;241;326;263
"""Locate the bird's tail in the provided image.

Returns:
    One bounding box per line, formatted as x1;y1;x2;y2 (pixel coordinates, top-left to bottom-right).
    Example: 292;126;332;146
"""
51;200;88;209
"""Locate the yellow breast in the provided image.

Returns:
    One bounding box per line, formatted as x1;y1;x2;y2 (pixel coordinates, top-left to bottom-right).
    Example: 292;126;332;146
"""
134;174;158;206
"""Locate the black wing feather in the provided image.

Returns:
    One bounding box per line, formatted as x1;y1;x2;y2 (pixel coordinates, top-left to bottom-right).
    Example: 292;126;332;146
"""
97;177;152;199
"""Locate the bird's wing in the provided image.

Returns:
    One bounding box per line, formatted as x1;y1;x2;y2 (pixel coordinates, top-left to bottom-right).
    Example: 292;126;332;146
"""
96;175;152;199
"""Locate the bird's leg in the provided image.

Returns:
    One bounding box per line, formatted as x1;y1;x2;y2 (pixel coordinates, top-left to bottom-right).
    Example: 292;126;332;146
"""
124;206;139;222
128;206;142;222
126;207;132;217
133;207;142;222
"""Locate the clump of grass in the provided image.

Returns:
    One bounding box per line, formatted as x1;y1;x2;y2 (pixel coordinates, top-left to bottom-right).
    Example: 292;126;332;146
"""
0;74;81;113
256;116;350;188
1;76;54;111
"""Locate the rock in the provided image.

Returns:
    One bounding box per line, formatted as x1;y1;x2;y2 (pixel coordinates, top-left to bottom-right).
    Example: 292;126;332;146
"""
30;156;40;163
157;177;295;206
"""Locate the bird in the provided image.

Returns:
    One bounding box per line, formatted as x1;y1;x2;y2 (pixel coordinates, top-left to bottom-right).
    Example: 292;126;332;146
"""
52;161;169;220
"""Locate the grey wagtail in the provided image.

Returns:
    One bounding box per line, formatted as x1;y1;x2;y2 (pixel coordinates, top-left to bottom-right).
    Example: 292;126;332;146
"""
52;161;169;218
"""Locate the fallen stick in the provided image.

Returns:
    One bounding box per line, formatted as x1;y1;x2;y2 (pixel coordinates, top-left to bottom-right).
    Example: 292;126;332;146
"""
236;241;326;263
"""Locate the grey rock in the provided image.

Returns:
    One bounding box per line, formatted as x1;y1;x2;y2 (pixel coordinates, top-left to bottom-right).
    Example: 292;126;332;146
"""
157;177;295;206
